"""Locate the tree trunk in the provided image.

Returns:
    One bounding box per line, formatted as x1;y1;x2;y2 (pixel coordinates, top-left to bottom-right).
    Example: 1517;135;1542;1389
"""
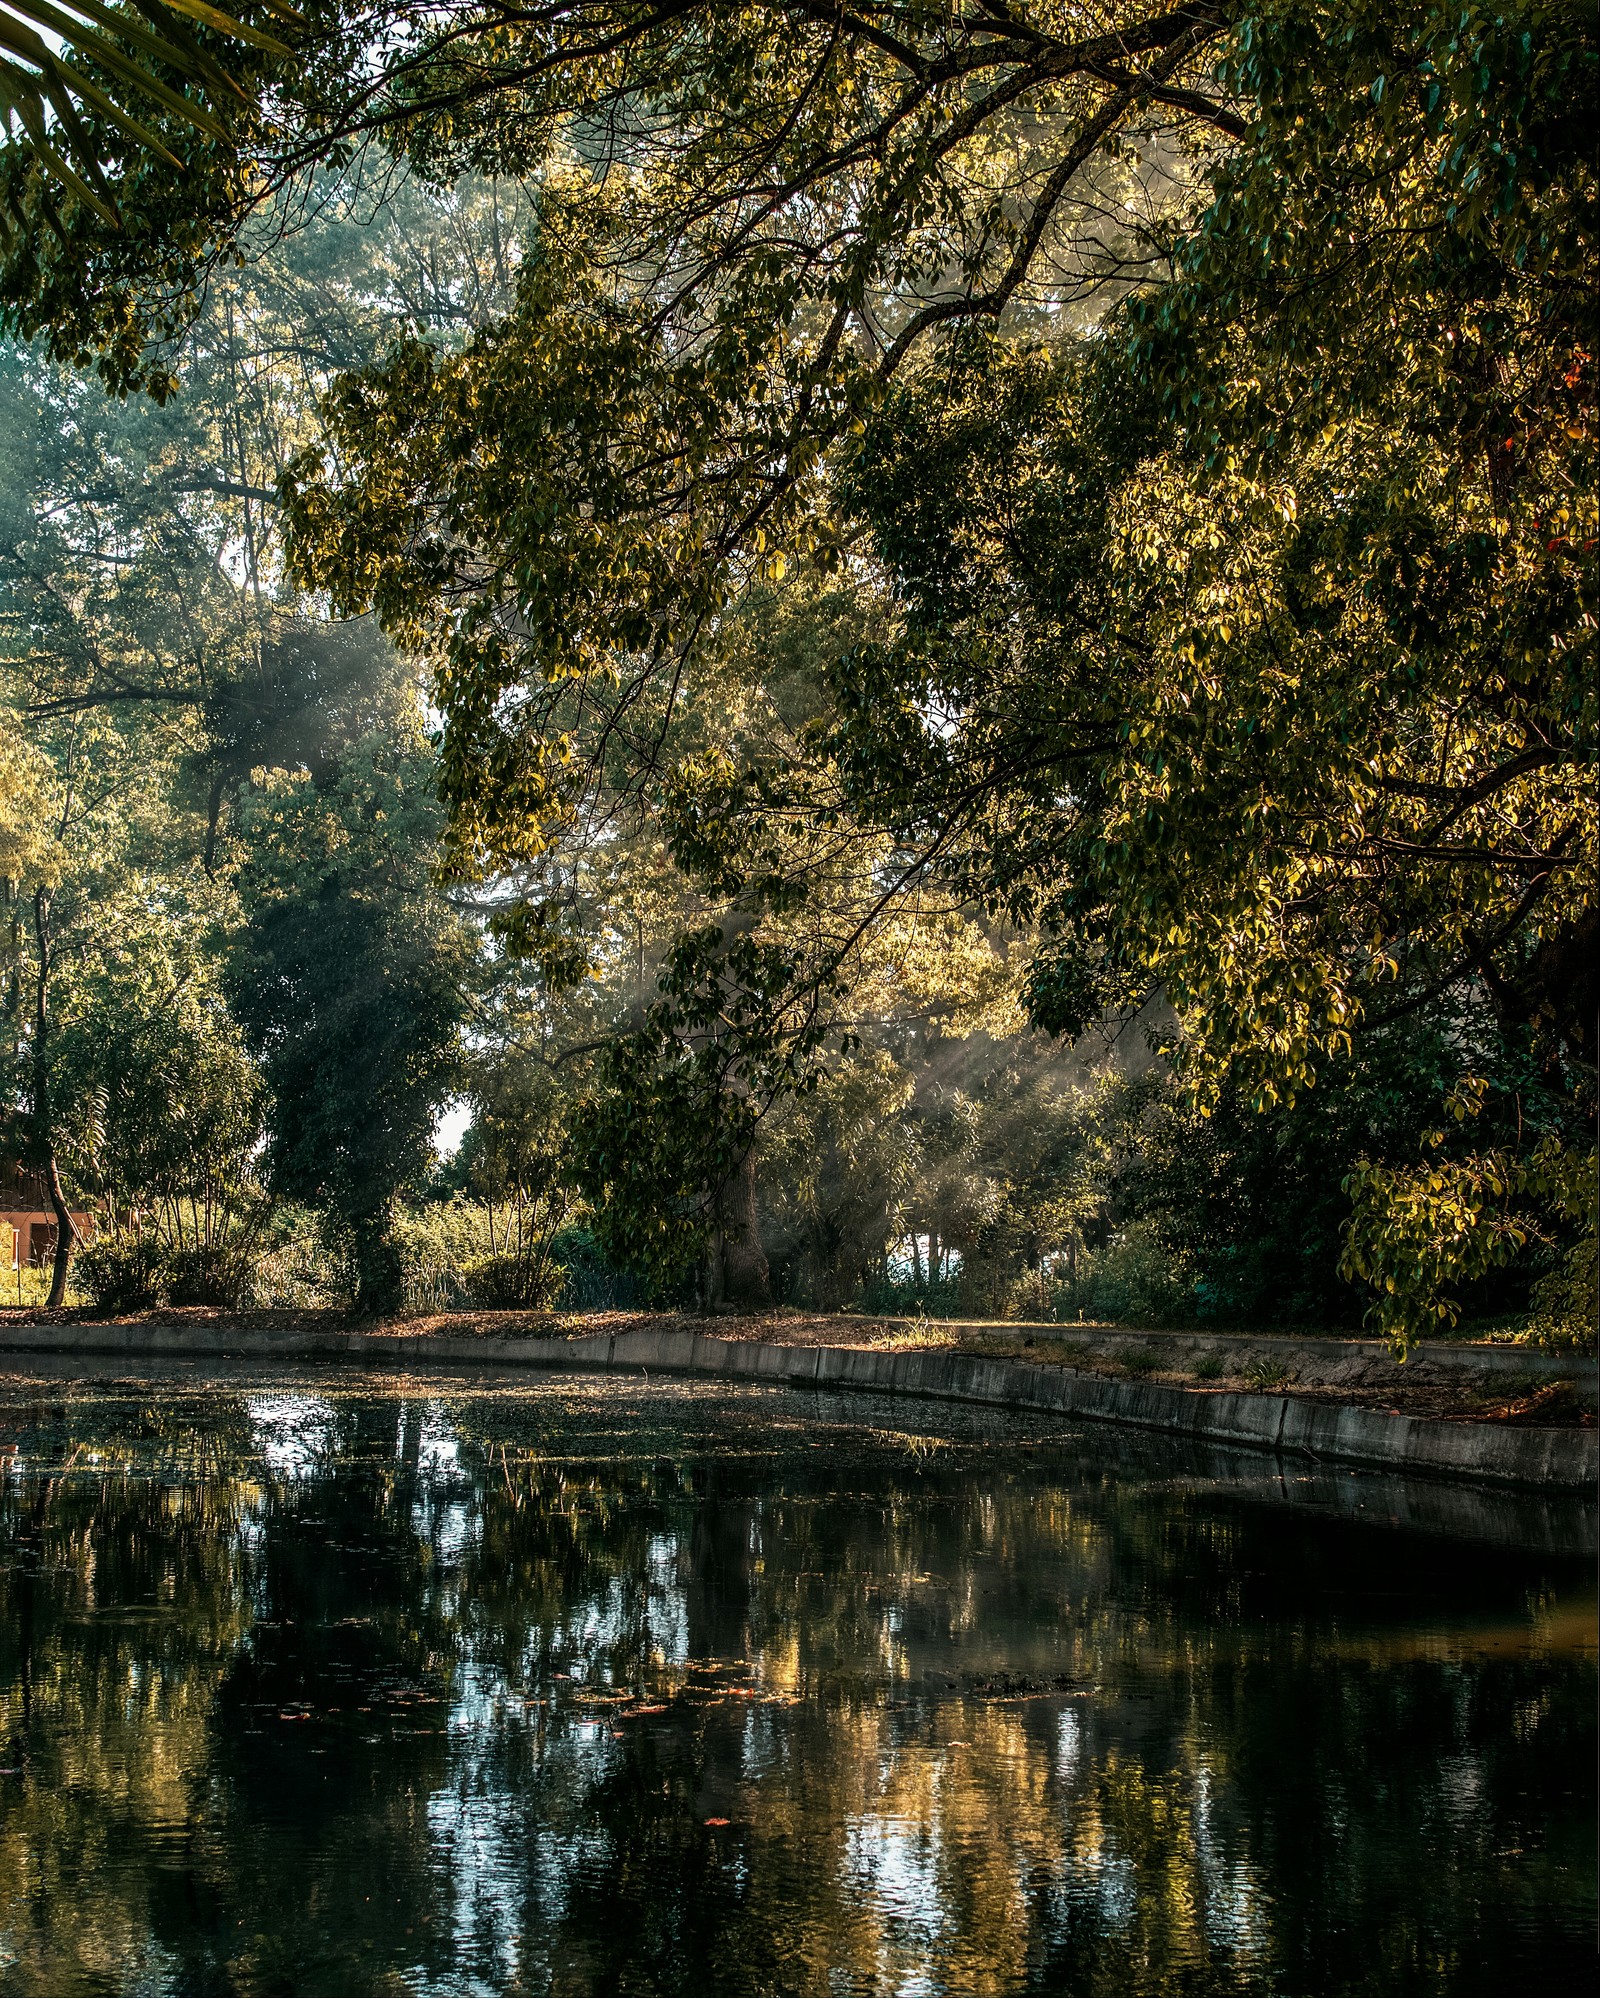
30;888;78;1309
717;1151;770;1310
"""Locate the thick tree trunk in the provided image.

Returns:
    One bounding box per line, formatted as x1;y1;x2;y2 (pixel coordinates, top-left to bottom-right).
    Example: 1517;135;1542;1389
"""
30;888;78;1309
717;1151;770;1310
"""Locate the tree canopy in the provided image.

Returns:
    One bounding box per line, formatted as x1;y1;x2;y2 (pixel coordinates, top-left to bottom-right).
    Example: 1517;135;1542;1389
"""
0;0;1593;1340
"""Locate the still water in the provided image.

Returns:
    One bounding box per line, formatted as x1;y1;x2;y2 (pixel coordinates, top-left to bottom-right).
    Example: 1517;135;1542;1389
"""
0;1363;1592;1997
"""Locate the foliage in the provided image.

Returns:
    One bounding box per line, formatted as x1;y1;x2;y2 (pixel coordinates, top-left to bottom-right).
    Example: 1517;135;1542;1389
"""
73;1231;171;1313
1526;1229;1599;1353
225;651;469;1313
265;1;1600;1333
1060;1221;1197;1330
0;186;526;1300
391;1196;568;1314
759;1047;920;1310
2;5;1594;1336
74;1205;312;1313
0;0;295;231
1342;1132;1596;1353
548;1227;653;1312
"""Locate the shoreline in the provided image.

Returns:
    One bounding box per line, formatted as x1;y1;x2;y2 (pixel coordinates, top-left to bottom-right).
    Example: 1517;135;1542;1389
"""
2;1317;1593;1491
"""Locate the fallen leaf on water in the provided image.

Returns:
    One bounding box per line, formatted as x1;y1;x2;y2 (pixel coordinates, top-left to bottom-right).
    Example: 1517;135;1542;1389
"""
704;1817;731;1827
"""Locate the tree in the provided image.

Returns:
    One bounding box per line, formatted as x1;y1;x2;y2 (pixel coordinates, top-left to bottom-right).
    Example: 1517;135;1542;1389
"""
3;2;1236;390
1;170;535;1308
823;4;1596;1335
224;637;469;1312
4;1;1593;1337
292;3;1595;1337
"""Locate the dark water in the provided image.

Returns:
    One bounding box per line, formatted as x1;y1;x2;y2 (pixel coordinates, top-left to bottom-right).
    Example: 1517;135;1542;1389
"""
0;1365;1593;1997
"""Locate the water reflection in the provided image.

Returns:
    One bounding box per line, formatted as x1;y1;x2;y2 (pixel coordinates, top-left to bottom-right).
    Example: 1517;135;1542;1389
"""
0;1366;1592;1997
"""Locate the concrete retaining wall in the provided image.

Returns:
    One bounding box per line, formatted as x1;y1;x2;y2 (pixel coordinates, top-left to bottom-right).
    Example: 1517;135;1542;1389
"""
909;1321;1588;1383
2;1320;1593;1490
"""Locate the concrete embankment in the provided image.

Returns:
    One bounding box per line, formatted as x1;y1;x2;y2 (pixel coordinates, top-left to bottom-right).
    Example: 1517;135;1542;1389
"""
900;1320;1587;1385
2;1320;1593;1491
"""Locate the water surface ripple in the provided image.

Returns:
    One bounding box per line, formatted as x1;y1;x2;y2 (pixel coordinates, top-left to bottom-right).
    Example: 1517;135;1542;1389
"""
0;1364;1592;1996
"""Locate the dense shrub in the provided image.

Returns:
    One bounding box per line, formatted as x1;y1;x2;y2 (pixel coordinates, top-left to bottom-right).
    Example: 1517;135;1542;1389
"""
856;1270;966;1319
550;1228;655;1310
165;1242;254;1309
74;1235;169;1313
1002;1271;1054;1322
394;1198;574;1313
243;1224;350;1310
1058;1222;1197;1328
74;1211;348;1314
465;1252;565;1310
393;1198;481;1312
1525;1232;1599;1353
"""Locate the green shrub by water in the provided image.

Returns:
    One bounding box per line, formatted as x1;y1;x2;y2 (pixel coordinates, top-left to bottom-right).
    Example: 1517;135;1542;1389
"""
73;1235;170;1312
75;1211;341;1314
1054;1222;1198;1328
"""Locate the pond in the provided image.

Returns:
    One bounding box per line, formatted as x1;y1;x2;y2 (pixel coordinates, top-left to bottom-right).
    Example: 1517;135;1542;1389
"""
0;1363;1593;1997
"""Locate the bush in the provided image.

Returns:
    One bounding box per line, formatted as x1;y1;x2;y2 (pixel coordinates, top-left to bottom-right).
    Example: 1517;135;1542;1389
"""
1061;1221;1197;1327
77;1211;349;1315
74;1234;169;1313
393;1197;483;1312
1002;1270;1055;1322
242;1221;350;1310
391;1198;578;1314
1242;1358;1294;1391
166;1242;253;1308
1525;1230;1597;1354
551;1227;657;1310
856;1270;966;1319
466;1252;565;1310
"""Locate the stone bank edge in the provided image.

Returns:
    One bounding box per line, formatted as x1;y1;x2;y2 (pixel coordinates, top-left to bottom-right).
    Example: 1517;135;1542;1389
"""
3;1321;1594;1491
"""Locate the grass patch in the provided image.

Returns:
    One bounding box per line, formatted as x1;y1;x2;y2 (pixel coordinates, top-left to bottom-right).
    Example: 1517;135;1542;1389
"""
1190;1353;1226;1381
1242;1358;1294;1391
880;1320;958;1351
1117;1346;1164;1376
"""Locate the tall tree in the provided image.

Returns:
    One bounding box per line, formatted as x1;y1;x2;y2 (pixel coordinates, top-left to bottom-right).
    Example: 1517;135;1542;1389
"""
224;635;469;1312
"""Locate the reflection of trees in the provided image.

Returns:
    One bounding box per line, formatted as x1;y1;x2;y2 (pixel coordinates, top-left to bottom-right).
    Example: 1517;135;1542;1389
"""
0;1379;1591;1995
0;1388;259;1993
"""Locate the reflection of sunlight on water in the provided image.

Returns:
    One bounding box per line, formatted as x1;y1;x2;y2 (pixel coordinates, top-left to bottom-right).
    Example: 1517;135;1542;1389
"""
416;1406;462;1477
1;1373;1588;1994
244;1394;337;1477
423;1657;637;1995
1436;1752;1488;1828
844;1813;946;1995
554;1543;689;1678
645;1532;689;1666
1190;1759;1271;1952
1205;1861;1271;1951
422;1773;525;1998
1056;1704;1081;1778
426;1499;479;1566
410;1407;481;1565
